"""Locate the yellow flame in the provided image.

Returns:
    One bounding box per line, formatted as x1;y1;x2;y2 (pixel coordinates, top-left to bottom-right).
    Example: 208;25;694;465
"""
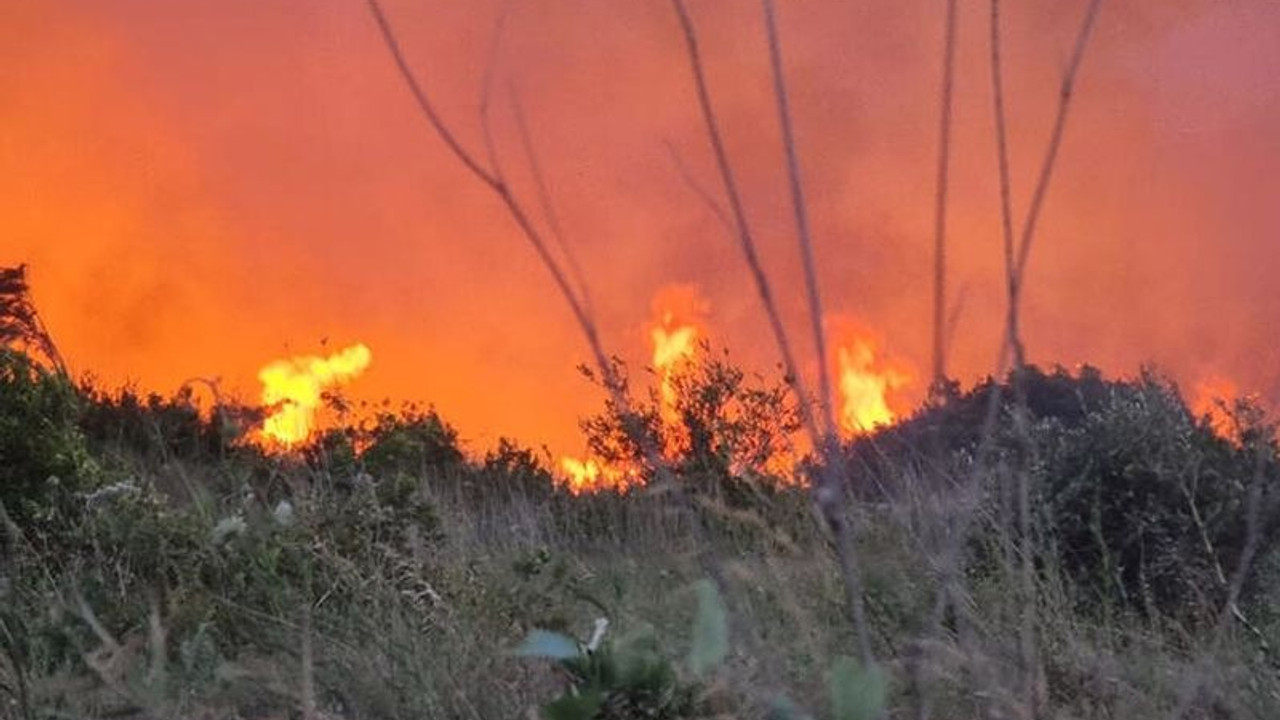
1192;376;1239;440
836;334;909;436
651;311;699;426
258;343;372;447
558;456;640;495
555;286;706;493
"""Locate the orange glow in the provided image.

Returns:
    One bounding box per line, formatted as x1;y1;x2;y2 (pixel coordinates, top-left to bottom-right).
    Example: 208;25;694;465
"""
258;343;372;448
1192;376;1240;439
832;323;914;436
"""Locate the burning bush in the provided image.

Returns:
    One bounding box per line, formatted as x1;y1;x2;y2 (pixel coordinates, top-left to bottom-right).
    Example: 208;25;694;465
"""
577;348;802;503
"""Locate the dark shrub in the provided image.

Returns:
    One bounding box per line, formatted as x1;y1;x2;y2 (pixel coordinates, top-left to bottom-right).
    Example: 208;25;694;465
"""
360;405;464;479
846;367;1280;622
0;349;97;536
1034;374;1278;621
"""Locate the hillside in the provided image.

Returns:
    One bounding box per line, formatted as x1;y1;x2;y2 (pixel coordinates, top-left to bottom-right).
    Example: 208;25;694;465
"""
2;346;1278;719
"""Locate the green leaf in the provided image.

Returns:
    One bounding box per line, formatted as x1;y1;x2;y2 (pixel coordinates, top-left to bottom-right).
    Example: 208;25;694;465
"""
830;656;887;720
687;579;728;676
542;690;604;720
513;629;580;661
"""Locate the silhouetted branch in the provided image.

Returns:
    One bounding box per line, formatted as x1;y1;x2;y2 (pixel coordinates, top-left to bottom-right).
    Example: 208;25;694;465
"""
668;0;813;440
931;0;958;389
663;141;735;238
1012;0;1104;289
763;0;834;438
366;0;746;656
0;264;67;376
364;0;607;393
915;2;1108;715
510;85;593;317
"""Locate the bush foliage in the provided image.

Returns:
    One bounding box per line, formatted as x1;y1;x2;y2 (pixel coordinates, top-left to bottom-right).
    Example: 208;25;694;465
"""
1;348;1278;718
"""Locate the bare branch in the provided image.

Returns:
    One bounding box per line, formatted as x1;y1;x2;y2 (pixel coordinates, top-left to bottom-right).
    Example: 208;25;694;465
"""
663;140;736;238
668;0;816;442
762;0;835;437
366;0;748;656
671;0;874;666
1012;0;1105;289
477;0;513;175
931;0;958;389
990;0;1022;372
364;0;499;188
916;3;1108;714
364;0;605;391
510;85;594;317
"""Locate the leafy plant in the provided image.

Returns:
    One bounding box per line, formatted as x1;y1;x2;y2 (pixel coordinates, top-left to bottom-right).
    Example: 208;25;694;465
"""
515;579;729;719
579;349;802;504
0;349;98;538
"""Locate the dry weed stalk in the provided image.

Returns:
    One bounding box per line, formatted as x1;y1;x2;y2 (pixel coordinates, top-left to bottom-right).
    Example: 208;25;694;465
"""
931;0;959;389
672;0;875;664
362;0;753;665
913;1;1107;717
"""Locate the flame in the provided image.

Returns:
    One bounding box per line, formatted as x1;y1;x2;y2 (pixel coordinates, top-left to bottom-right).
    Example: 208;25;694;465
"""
1192;376;1240;439
649;285;706;425
555;285;707;492
257;343;372;447
558;456;642;495
832;324;912;436
652;333;698;430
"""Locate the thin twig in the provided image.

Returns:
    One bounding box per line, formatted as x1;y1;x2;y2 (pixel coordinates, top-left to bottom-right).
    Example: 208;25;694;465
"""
672;0;873;665
916;2;1108;715
365;0;746;657
991;0;1023;372
913;0;960;709
477;0;513;175
663;140;736;237
763;0;834;438
365;0;498;187
1168;446;1271;720
990;1;1040;713
510;85;594;317
1012;0;1105;293
931;0;958;389
668;0;815;443
364;0;608;393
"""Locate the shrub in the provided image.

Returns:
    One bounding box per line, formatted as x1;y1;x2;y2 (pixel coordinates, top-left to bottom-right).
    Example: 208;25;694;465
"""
0;349;98;537
847;366;1280;623
1033;373;1279;621
78;383;248;463
360;405;464;479
579;349;802;505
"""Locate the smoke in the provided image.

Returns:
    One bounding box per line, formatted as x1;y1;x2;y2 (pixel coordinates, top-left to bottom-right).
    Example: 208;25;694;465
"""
3;0;1276;453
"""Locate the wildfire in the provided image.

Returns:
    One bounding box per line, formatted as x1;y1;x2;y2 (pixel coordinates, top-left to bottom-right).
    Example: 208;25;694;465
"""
257;343;372;448
555;285;706;493
832;324;912;436
650;287;704;428
1192;376;1240;439
558;456;642;495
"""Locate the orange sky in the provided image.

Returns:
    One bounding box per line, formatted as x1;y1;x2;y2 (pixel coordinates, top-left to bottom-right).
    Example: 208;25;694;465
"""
3;0;1277;456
